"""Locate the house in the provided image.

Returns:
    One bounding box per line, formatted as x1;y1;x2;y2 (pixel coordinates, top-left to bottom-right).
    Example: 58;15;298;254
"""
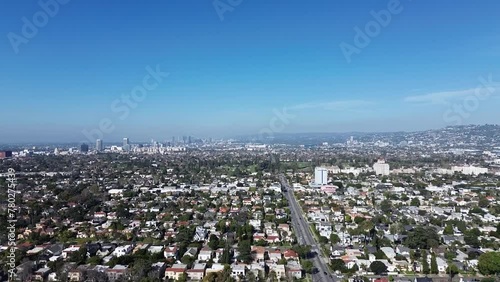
268;249;282;262
112;245;133;257
86;243;102;257
286;261;302;279
198;248;213;261
266;235;281;244
183;247;198;258
248;263;265;278
278;224;290;233
186;263;206;280
436;257;448;273
380;247;396;259
68;268;84;281
252;246;266;262
206;263;225;275
396;246;410;256
62;245;81;259
150;262;167;280
193;226;208;241
165;264;187;280
231;264;246;279
164;246;178;259
107;265;128;282
283;249;299;261
33;267;51;281
269;264;286;278
148;245;164;254
214;248;224;263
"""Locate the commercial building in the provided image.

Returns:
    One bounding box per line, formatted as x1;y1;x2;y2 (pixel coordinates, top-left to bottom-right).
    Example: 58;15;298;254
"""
80;144;89;153
452;165;488;175
0;151;12;159
123;138;130;151
96;139;103;152
314;167;328;185
373;159;390;176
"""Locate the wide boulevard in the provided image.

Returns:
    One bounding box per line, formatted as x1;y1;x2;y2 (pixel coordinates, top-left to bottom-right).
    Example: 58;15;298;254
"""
279;174;336;282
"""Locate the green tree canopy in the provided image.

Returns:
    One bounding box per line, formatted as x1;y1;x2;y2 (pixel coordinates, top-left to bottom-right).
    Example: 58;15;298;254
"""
370;261;388;275
478;252;500;275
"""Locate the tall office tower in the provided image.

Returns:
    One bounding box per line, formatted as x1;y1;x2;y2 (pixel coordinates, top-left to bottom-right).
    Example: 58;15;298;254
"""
123;137;130;151
0;151;13;159
96;139;103;152
80;143;89;153
314;167;328;185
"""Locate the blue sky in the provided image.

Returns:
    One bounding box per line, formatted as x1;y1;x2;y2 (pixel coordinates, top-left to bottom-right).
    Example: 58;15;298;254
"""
1;0;500;142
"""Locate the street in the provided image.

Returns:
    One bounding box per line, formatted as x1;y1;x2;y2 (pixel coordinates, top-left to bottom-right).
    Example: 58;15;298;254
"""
279;174;336;282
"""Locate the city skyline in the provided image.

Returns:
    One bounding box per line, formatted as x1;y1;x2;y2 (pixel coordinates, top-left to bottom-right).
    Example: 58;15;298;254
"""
1;1;500;142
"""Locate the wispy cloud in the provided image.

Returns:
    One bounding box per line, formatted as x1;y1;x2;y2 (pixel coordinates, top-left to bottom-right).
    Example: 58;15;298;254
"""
404;89;477;105
405;84;500;105
290;99;375;111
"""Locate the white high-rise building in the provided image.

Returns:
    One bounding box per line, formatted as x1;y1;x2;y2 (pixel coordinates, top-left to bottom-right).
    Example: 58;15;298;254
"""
123;137;130;151
314;167;328;185
373;159;390;176
96;139;103;152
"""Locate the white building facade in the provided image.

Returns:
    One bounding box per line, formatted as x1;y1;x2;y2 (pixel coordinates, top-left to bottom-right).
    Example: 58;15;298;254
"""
314;167;328;185
373;159;390;176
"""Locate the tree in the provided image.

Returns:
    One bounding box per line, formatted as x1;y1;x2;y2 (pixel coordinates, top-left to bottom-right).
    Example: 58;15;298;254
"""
370;261;388;275
301;260;314;274
478;197;489;208
421;250;430;275
443;224;454;235
319;236;329;244
405;227;439;249
478;252;500;275
220;247;232;264
330;233;340;244
130;258;152;281
380;200;392;213
410;198;420;207
354;217;366;224
390;223;403;235
464;228;481;248
447;264;460;277
345;215;352;223
237;240;252;264
208;234;219;250
246;271;257;282
430;253;438;274
268;271;278;282
292;245;311;259
331;259;346;272
181;255;196;267
69;246;87;265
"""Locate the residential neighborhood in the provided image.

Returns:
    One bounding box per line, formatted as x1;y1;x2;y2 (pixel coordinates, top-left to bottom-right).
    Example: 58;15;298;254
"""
1;125;500;282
